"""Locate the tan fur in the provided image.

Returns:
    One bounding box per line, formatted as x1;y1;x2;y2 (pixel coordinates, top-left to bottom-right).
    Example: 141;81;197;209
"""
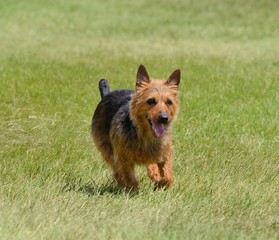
92;65;180;190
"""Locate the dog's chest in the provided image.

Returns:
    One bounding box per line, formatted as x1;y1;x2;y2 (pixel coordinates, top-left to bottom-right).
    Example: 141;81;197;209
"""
125;141;164;164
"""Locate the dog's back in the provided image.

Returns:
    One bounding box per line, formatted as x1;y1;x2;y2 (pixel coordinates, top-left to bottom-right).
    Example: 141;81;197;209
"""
91;79;134;165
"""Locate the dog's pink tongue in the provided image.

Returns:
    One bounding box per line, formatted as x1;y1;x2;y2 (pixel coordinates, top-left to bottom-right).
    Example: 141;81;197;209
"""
152;123;165;137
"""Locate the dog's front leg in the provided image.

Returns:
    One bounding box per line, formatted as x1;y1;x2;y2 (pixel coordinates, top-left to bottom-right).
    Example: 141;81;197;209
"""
113;158;138;190
155;159;174;189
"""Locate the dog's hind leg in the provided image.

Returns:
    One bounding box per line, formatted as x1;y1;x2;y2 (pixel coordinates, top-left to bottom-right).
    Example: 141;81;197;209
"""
97;142;114;167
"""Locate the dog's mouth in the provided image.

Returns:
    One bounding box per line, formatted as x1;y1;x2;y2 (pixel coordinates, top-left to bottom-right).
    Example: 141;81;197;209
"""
147;118;166;138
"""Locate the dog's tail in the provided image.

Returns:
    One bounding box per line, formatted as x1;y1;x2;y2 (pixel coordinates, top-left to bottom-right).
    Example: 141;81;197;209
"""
98;79;110;99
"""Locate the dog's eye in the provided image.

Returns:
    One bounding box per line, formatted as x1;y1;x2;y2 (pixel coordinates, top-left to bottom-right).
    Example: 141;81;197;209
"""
166;100;172;106
147;98;156;105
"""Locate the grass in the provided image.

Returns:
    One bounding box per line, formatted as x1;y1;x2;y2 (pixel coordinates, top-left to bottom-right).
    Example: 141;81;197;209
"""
0;0;278;239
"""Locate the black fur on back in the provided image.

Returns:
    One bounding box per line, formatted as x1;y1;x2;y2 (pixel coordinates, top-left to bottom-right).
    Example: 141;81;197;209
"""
92;89;135;142
92;82;162;161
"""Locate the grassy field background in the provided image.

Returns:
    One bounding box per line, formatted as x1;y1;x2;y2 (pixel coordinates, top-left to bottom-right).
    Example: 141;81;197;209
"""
0;0;278;239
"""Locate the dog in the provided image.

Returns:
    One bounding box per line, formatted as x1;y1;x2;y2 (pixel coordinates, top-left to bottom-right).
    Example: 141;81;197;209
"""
91;64;180;190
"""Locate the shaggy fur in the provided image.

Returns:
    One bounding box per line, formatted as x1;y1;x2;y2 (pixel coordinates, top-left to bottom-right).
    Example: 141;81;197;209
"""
91;65;180;190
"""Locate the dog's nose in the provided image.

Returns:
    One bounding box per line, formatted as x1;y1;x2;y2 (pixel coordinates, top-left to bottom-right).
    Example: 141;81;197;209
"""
158;114;169;124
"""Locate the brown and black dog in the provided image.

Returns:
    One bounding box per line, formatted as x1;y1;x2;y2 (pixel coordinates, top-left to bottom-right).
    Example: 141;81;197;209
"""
91;65;180;190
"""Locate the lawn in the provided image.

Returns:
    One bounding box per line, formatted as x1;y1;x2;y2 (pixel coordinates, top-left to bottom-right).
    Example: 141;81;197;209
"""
0;0;278;239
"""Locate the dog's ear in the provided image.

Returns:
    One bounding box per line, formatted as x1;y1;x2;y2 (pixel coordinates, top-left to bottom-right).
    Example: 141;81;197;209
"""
166;69;180;87
136;64;150;89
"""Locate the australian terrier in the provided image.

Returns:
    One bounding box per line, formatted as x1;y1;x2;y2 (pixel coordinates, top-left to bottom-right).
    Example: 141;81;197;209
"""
91;65;180;190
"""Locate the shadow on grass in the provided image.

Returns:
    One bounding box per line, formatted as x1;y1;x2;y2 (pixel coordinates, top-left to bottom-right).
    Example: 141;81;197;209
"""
62;180;138;197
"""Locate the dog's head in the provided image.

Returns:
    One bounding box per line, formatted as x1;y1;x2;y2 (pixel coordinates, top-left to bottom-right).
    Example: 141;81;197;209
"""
131;65;180;138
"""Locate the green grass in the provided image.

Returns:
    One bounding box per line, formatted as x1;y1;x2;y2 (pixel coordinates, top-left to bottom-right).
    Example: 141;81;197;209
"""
0;0;278;239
